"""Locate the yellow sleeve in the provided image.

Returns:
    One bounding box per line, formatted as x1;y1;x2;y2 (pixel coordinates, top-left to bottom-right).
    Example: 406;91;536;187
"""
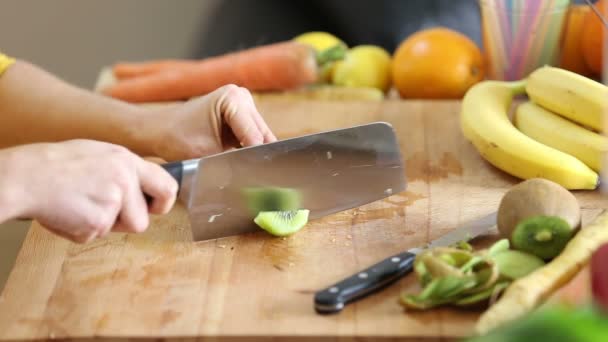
0;53;16;76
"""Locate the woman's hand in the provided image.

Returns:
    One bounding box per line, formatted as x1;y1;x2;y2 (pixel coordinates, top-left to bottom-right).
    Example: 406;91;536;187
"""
140;84;277;161
0;60;277;162
0;140;178;243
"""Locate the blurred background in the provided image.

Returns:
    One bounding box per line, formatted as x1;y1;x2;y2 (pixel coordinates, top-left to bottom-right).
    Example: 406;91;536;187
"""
0;0;590;88
0;0;220;88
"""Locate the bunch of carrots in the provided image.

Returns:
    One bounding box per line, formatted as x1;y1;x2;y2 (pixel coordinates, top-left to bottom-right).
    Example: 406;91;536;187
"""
103;41;346;103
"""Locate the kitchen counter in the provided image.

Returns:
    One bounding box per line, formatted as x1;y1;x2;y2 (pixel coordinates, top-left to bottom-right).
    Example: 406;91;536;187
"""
1;97;605;342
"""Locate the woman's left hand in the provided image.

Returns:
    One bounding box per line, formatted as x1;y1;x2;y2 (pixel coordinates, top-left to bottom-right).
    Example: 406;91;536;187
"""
140;84;277;161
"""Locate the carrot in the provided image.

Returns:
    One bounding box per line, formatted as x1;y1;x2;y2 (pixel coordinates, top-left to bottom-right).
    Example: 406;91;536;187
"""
104;41;345;103
113;60;199;80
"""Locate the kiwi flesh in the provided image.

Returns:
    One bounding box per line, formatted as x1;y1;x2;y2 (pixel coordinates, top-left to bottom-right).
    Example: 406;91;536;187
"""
512;215;574;260
243;187;301;216
253;210;310;236
492;250;545;280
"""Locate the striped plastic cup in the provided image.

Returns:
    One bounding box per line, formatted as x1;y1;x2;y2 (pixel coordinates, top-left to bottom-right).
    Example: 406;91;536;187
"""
479;0;571;80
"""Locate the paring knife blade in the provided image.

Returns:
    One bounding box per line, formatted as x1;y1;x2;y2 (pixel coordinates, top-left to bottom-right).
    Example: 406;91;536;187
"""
313;211;498;314
156;122;406;241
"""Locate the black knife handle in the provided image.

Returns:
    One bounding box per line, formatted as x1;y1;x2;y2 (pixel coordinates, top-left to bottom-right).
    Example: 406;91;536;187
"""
144;161;183;204
314;251;416;314
160;161;184;187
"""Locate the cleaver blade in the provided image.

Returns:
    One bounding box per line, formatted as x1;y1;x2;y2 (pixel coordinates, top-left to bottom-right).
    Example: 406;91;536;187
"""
157;122;406;241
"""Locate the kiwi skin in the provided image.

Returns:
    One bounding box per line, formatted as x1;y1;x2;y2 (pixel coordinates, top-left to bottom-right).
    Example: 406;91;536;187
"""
511;216;574;260
497;178;581;242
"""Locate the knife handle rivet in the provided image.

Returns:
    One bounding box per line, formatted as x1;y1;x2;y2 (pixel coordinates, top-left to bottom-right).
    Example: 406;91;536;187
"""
358;272;368;279
391;257;401;263
329;287;339;293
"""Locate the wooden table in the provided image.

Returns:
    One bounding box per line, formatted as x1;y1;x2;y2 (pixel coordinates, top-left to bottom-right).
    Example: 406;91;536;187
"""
1;99;605;341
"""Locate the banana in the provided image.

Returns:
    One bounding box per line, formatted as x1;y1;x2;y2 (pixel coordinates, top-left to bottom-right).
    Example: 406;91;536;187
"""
526;66;608;132
515;101;608;172
460;80;599;190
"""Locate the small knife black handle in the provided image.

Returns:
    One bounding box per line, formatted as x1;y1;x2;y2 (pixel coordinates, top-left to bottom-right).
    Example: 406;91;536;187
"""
144;161;183;204
314;251;416;314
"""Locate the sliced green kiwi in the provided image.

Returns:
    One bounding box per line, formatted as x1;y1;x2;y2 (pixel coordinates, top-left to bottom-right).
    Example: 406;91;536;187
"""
492;250;545;280
253;210;310;237
243;187;301;215
488;239;510;257
512;216;574;260
243;187;301;216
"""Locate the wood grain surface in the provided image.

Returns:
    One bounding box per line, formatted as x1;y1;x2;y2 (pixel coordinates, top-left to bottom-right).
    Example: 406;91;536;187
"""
1;99;605;341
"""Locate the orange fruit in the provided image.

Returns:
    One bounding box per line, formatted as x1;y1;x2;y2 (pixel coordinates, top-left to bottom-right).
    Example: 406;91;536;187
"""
560;5;595;77
392;27;485;99
581;0;607;75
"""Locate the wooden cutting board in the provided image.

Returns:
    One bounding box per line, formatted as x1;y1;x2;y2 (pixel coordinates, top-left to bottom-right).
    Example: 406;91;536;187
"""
1;99;605;341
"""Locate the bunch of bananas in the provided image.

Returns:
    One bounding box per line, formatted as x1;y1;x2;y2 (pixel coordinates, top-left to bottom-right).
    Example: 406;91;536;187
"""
460;66;608;190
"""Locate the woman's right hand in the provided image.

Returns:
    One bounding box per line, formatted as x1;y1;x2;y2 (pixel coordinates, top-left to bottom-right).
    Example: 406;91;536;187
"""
0;140;178;243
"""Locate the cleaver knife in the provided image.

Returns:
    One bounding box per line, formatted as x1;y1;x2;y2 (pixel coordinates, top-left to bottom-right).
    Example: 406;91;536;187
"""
155;122;406;241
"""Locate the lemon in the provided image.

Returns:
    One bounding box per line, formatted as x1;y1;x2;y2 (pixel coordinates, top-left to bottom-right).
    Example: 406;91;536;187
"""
294;32;347;84
293;31;346;52
331;45;393;92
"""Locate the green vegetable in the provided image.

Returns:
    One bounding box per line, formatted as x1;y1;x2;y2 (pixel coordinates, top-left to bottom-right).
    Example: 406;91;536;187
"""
491;250;545;280
253;210;310;237
512;216;574;260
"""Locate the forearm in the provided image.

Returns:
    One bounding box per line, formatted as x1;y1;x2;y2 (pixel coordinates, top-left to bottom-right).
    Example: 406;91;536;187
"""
0;60;152;155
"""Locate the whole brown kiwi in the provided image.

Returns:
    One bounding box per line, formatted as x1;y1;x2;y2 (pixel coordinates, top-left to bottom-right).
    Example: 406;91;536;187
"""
497;178;581;240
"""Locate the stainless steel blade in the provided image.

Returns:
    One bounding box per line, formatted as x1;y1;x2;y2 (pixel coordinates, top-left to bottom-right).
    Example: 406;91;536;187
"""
409;212;498;254
179;122;406;241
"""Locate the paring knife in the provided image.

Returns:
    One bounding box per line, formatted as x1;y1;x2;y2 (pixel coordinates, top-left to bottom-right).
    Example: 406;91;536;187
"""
313;212;498;314
154;122;406;241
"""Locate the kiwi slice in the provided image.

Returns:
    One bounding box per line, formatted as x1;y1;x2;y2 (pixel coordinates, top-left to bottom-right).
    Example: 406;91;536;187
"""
512;216;574;260
243;187;301;216
492;250;545;280
253;210;310;237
